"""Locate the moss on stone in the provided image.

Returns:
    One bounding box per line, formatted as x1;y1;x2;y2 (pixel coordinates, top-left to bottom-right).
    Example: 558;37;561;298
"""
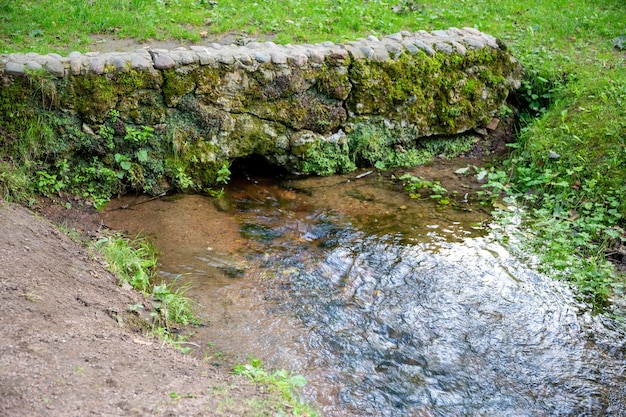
163;68;197;107
348;47;518;134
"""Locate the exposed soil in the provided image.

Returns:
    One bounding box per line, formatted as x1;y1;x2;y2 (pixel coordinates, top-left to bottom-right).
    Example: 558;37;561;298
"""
0;200;285;417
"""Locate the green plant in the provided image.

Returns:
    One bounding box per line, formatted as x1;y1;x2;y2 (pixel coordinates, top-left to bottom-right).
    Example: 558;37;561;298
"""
152;277;198;327
400;174;450;205
94;233;156;293
94;233;200;343
216;161;231;184
233;357;318;416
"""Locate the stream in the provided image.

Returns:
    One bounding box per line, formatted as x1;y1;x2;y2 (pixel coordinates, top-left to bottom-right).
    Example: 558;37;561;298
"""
104;168;626;416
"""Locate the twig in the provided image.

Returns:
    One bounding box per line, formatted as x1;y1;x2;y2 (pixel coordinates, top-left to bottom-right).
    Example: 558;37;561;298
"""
106;192;167;211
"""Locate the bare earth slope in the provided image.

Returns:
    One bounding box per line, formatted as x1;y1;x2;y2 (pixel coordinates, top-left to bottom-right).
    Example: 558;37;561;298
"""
0;200;273;417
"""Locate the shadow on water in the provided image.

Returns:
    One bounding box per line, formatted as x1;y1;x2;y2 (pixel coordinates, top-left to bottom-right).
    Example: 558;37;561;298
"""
104;170;626;417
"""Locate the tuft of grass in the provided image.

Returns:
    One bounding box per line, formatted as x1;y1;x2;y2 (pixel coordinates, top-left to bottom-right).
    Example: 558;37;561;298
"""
94;233;199;341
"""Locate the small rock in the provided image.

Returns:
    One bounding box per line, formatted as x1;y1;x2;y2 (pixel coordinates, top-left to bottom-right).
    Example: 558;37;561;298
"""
288;53;308;67
70;58;82;75
82;123;96;136
308;50;325;64
548;150;560;159
110;56;127;71
385;43;403;59
238;53;253;66
386;33;403;42
217;53;235;65
434;42;453;54
486;118;500;130
130;54;152;70
463;37;485;50
413;40;435;56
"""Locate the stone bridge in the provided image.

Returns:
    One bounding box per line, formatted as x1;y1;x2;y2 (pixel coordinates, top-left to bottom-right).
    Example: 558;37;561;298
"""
0;28;521;195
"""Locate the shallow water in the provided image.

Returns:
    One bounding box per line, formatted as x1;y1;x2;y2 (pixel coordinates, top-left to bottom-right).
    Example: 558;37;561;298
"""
104;172;626;416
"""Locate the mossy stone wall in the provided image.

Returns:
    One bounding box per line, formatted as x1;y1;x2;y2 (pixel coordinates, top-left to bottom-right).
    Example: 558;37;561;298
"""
0;28;521;198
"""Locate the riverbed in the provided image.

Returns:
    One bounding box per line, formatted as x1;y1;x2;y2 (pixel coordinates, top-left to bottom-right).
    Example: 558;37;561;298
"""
103;168;626;416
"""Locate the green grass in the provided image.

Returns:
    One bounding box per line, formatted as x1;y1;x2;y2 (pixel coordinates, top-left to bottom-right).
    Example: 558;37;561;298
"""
94;233;199;339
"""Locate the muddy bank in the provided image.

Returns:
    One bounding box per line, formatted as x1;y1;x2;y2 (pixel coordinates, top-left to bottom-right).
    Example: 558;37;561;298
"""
0;200;281;416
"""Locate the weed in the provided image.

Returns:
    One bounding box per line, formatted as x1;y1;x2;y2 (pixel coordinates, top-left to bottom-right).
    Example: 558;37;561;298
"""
233;357;319;416
401;174;450;205
94;233;199;341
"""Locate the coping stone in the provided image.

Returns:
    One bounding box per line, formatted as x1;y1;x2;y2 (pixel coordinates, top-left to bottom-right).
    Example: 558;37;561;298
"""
153;54;176;69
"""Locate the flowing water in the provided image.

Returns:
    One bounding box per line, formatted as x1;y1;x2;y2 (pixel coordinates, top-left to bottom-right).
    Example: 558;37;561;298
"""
104;168;626;416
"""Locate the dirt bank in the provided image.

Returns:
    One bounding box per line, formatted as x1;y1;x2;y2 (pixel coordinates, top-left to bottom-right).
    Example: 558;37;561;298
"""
0;200;280;417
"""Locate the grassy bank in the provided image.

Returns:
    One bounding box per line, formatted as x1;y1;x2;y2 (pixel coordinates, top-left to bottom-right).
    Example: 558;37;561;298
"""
1;2;625;308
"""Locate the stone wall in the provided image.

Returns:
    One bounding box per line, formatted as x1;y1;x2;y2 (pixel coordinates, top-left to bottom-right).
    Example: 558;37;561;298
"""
0;28;522;196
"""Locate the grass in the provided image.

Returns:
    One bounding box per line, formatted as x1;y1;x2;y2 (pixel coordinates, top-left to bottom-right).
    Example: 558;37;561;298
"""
94;233;199;342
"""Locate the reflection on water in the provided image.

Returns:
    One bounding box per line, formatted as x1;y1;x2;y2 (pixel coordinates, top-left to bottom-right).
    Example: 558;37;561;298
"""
104;173;626;416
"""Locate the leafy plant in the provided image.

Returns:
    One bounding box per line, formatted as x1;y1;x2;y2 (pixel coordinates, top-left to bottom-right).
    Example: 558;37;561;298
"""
400;173;450;205
233;357;318;416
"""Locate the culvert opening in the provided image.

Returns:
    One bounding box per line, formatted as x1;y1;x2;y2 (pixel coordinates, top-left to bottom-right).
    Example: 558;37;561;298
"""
229;154;288;181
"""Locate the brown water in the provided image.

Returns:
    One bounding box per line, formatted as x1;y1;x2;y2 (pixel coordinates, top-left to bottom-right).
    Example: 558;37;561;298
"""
103;170;626;416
